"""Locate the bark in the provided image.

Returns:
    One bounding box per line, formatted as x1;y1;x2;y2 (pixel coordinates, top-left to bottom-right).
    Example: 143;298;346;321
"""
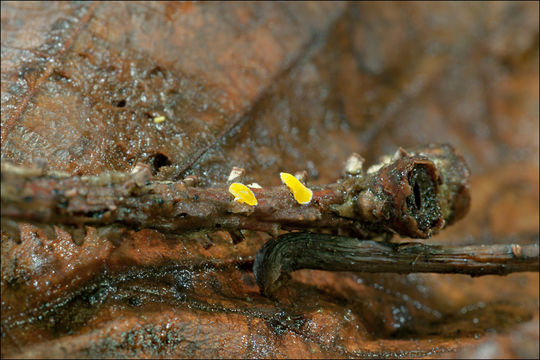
1;143;470;239
254;232;540;295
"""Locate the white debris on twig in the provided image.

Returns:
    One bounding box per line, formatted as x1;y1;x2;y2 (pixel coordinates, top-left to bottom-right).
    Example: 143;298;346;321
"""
344;153;365;175
227;166;246;182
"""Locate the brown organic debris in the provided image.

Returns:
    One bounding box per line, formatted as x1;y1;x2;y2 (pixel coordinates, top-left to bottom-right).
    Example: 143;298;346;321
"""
1;143;470;240
254;232;540;296
2;2;538;358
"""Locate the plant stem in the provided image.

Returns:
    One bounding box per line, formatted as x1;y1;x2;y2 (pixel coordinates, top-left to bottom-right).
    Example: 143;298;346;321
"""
1;143;470;239
253;232;540;296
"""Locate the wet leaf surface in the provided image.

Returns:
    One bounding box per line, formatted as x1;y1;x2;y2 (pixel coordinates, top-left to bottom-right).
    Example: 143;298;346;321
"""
1;2;538;358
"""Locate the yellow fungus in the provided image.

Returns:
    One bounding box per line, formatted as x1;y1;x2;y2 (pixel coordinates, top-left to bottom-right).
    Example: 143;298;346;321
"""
153;115;166;124
229;182;258;206
280;172;313;205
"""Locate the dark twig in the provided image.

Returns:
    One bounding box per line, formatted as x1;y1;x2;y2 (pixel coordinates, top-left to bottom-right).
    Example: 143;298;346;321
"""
1;144;470;239
253;232;540;296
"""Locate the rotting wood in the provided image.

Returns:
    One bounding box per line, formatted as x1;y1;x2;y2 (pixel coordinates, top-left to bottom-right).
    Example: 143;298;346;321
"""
1;143;470;239
253;232;540;295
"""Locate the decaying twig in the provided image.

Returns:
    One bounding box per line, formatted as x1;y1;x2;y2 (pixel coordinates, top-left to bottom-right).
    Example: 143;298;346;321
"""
1;144;470;239
2;143;538;297
253;232;540;295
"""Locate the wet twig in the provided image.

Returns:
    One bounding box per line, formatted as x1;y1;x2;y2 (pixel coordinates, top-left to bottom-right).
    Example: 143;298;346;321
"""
1;144;470;239
3;143;537;297
253;232;540;295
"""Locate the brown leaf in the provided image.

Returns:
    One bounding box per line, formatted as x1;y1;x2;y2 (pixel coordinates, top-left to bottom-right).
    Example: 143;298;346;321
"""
1;2;538;358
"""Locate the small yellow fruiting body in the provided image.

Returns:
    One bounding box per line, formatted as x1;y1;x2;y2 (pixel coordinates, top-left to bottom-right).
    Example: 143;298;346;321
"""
229;183;258;206
153;116;166;124
280;172;313;205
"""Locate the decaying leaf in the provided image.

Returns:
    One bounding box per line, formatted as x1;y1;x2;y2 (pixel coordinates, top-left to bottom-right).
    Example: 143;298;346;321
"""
1;2;538;358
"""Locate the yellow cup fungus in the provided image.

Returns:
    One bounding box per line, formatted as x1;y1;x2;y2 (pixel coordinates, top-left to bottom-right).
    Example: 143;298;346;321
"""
153;115;166;124
280;172;313;205
229;182;258;206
